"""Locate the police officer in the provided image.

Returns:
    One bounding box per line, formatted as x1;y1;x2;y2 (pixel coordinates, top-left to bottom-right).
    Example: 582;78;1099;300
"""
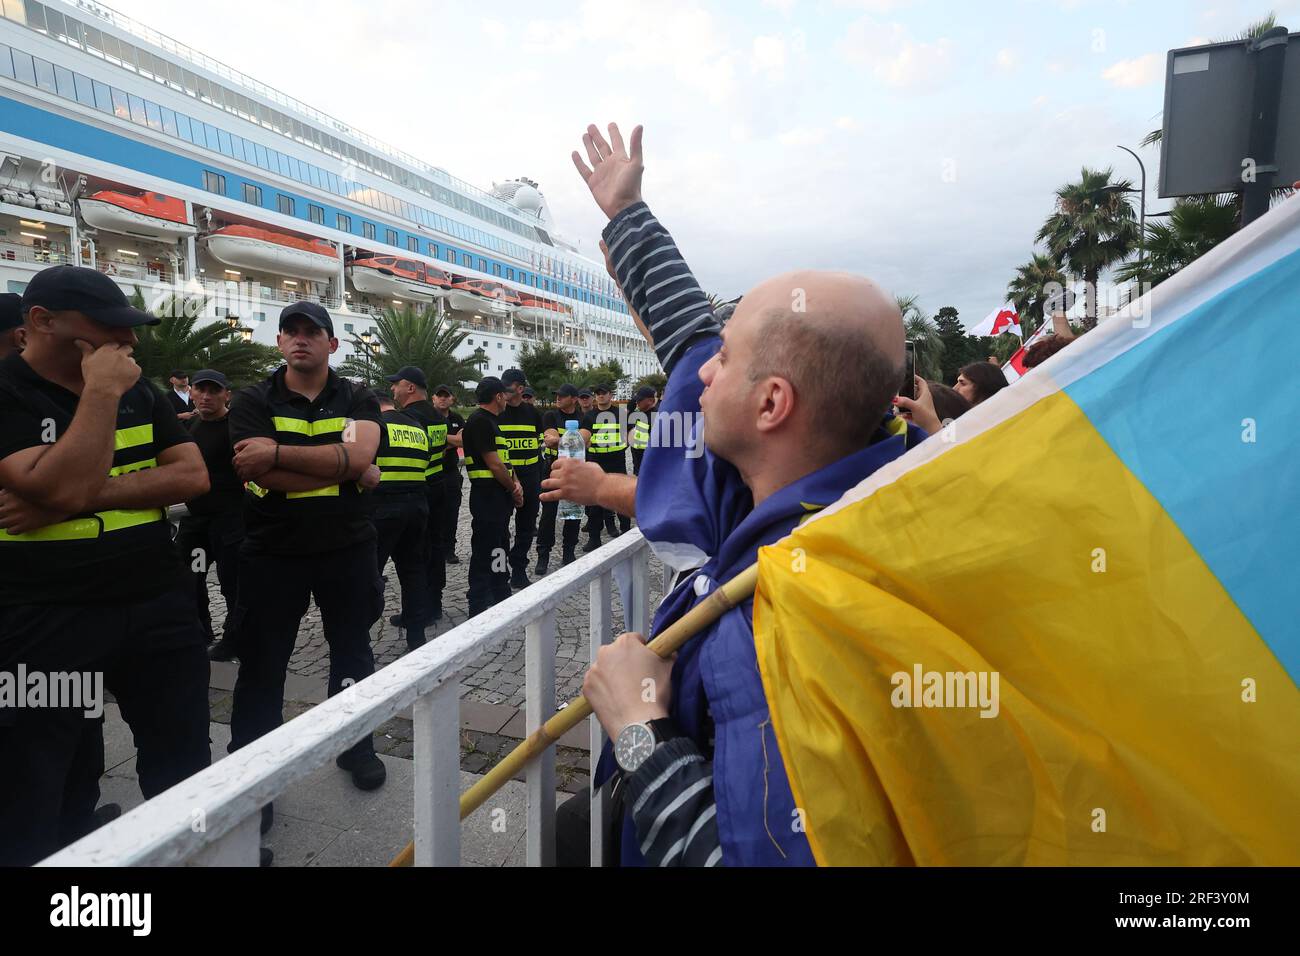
580;382;630;551
433;384;465;563
0;265;211;866
227;301;386;810
498;368;543;590
0;292;25;359
174;369;245;661
577;387;594;416
522;386;537;405
369;389;431;652
462;377;521;616
386;366;447;628
535;383;581;574
628;385;657;476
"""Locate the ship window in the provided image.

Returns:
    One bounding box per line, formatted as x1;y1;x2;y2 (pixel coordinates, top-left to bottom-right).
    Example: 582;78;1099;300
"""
477;258;486;272
109;87;129;121
309;205;324;225
344;323;354;333
76;72;99;107
363;222;376;240
243;184;262;206
217;129;232;155
230;134;247;163
493;264;502;277
277;195;294;216
125;93;146;125
445;248;455;263
337;213;352;233
407;237;418;252
175;112;192;142
167;62;183;91
145;100;164;133
461;254;471;267
254;143;268;169
53;63;74;98
466;339;473;345
385;229;397;246
203;122;219;151
0;45;11;80
32;55;54;92
307;164;321;189
203;171;226;195
397;260;420;273
507;269;515;281
23;1;46;32
100;32;122;65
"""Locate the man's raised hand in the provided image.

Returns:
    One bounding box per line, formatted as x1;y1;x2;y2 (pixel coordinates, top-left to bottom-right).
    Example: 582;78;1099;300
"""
76;340;141;397
571;123;644;221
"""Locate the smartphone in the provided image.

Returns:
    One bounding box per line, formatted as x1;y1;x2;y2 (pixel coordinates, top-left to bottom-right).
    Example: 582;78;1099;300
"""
901;341;916;399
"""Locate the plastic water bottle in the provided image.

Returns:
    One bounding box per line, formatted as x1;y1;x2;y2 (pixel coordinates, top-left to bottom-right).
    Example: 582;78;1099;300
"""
558;420;585;521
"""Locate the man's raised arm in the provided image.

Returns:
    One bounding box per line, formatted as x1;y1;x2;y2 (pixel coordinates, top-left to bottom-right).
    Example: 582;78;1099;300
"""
573;123;720;375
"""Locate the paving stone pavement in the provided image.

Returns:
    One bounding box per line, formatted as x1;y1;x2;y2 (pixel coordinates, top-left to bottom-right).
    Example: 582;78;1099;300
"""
205;476;668;709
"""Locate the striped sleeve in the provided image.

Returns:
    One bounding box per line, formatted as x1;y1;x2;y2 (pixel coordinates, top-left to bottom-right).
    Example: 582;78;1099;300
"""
601;202;722;376
623;736;723;867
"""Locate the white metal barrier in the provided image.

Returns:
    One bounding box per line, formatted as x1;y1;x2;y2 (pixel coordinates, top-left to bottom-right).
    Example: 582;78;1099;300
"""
40;530;658;867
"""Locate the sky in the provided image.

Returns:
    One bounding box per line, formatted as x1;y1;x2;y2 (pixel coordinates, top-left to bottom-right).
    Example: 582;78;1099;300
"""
107;0;1299;325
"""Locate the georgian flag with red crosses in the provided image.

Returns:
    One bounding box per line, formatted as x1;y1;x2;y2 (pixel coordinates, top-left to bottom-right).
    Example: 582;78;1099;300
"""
971;303;1023;338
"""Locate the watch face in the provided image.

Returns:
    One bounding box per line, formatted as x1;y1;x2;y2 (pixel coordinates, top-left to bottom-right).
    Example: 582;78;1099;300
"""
614;722;656;772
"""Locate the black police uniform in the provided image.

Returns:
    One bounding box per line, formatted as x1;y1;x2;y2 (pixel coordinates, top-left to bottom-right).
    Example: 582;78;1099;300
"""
371;407;431;649
497;399;543;583
629;406;656;476
0;355;210;866
536;408;580;569
399;398;448;620
441;407;465;556
177;410;244;645
226;367;384;768
581;405;631;543
461;407;513;615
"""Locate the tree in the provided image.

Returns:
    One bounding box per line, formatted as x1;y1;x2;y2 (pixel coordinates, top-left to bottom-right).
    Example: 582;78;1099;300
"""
1036;167;1139;328
1006;253;1068;338
338;304;481;388
128;288;282;388
571;359;628;394
634;371;668;396
519;339;577;398
933;306;976;384
1114;195;1238;287
896;294;944;380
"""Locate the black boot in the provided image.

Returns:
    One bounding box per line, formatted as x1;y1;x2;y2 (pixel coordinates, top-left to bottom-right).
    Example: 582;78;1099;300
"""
562;549;577;566
405;627;425;651
208;638;238;662
534;555;549;576
511;567;531;590
583;534;602;553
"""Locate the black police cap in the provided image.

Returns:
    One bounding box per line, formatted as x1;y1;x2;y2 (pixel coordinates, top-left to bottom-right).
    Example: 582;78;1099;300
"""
385;365;428;390
22;265;159;328
1;293;23;332
556;383;579;398
190;369;229;389
475;377;507;404
279;301;334;337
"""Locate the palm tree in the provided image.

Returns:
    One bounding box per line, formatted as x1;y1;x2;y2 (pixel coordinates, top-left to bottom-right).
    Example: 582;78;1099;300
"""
519;339;578;397
1142;14;1279;147
1006;253;1068;337
338;304;481;388
1036;167;1139;328
895;294;944;380
1114;195;1238;287
128;288;282;388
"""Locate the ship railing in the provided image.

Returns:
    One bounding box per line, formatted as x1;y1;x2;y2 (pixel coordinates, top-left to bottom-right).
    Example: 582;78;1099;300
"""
94;257;172;284
40;530;671;867
0;240;70;267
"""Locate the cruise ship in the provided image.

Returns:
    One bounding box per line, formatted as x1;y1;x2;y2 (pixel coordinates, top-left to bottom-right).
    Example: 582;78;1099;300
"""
0;0;658;388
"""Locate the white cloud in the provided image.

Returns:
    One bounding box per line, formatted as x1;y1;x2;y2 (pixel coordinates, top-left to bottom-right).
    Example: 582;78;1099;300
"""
752;34;788;79
835;115;861;131
838;18;956;92
1101;52;1163;88
762;0;799;13
995;48;1018;72
1031;94;1049;107
777;126;827;147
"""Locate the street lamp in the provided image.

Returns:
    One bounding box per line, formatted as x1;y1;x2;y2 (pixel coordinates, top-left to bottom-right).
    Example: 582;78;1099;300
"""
360;329;373;383
240;328;252;344
1115;145;1147;270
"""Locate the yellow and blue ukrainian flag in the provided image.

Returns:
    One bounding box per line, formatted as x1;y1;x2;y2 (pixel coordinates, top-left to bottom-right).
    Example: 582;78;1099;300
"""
752;195;1300;866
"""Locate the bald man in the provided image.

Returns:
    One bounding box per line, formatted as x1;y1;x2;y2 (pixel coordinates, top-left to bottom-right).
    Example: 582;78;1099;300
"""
553;123;923;868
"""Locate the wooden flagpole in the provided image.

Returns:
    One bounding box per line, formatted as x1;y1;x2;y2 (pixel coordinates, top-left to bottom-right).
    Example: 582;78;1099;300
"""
388;562;759;867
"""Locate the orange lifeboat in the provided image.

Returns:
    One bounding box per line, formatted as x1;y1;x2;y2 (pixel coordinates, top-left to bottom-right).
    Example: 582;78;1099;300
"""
203;225;338;281
346;254;451;302
78;189;196;240
447;277;520;315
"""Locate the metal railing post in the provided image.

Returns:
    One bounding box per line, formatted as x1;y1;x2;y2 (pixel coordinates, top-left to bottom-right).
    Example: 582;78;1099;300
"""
413;680;461;866
589;570;614;866
628;545;651;636
525;611;557;866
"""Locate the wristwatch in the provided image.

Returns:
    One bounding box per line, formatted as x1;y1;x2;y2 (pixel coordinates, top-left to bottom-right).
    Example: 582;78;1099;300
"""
614;718;679;773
